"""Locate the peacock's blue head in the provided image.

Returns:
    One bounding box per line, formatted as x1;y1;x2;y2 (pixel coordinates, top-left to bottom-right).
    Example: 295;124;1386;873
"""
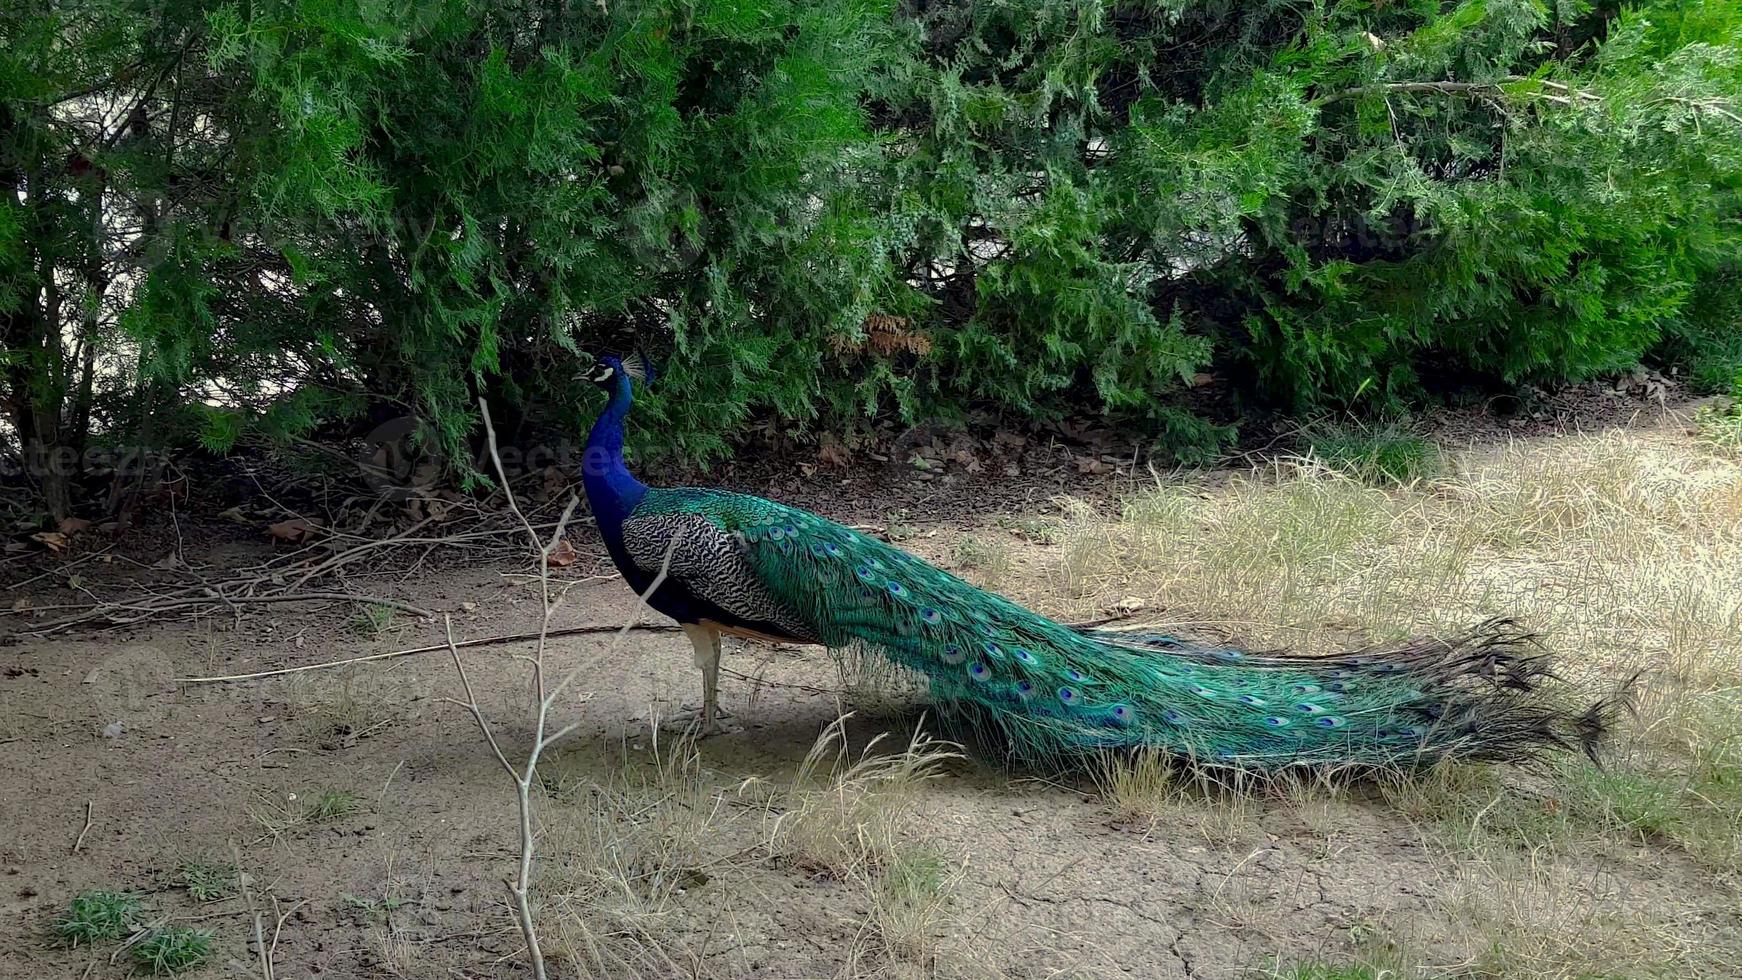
580;351;656;390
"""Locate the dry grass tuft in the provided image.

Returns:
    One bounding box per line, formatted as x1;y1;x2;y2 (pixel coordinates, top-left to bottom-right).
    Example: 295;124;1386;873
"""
1440;846;1730;979
769;714;961;879
366;925;425;978
538;731;737;979
1095;748;1262;847
836;847;987;980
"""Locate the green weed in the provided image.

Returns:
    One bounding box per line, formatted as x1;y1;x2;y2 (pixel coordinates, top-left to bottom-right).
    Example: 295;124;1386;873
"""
52;890;140;946
131;926;214;975
350;602;397;636
176;861;239;902
1303;419;1440;484
306;788;360;821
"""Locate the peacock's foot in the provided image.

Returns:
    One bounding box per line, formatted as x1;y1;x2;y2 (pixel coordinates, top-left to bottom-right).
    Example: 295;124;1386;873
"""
661;702;741;737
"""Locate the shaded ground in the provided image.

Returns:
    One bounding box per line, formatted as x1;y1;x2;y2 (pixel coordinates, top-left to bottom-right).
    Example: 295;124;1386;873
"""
2;385;1738;979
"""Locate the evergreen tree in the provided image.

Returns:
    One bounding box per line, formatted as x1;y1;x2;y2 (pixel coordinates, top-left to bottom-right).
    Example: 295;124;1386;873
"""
2;0;1738;516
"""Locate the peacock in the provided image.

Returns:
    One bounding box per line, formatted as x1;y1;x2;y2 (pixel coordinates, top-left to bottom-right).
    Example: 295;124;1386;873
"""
577;353;1621;768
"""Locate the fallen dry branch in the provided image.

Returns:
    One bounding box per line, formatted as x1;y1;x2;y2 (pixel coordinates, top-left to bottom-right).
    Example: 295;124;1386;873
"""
173;622;684;685
19;589;438;636
174;610;1139;686
6;504;593;635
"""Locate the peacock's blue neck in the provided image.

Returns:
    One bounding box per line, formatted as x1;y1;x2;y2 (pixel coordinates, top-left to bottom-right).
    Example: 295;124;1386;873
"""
582;372;649;544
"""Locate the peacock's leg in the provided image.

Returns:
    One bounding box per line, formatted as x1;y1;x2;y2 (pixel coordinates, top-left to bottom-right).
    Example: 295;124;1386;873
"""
676;624;739;736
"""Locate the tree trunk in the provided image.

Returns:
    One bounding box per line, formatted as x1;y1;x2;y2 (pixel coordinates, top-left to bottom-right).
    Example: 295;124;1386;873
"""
1;106;74;520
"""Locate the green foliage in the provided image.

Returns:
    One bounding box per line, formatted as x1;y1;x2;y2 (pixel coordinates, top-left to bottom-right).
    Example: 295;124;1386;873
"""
176;861;239;903
51;890;139;946
305;788;359;821
1659;272;1742;394
130;926;213;975
1695;400;1742;457
348;602;395;636
3;0;1740;513
1304;420;1441;484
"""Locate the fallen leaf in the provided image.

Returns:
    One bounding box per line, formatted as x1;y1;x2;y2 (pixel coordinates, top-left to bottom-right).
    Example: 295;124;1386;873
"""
31;531;69;553
66;574;84;590
217;505;250;525
817;441;851;468
57;517;92;536
267;518;318;544
545;539;578;568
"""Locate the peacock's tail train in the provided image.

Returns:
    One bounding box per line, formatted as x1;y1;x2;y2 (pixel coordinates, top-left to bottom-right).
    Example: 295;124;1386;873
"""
636;489;1629;769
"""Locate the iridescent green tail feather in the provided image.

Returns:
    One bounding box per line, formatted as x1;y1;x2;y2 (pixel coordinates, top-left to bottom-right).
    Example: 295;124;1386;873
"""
634;488;1625;769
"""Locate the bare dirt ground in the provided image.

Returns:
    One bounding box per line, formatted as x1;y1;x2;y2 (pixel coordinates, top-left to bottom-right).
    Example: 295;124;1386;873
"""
3;386;1739;979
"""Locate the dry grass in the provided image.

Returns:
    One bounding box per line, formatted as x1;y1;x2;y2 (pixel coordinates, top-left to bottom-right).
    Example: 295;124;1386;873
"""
952;534;1014;589
1695;400;1742;457
768;717;999;979
1439;846;1729;978
768;714;961;879
537;731;737;979
366;925;425;978
528;717;972;980
1096;748;1262;847
485;425;1740;979
835;847;987;980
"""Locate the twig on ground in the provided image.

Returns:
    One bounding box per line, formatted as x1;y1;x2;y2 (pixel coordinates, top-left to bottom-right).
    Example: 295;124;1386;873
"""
233;844;273;980
267;895;304;971
378;760;406;805
71;800;94;854
6;499;589;634
5;543;118;592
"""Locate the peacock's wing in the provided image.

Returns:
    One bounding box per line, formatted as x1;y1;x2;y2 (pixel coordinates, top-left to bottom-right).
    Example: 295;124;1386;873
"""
619;494;819;642
634;487;1095;690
